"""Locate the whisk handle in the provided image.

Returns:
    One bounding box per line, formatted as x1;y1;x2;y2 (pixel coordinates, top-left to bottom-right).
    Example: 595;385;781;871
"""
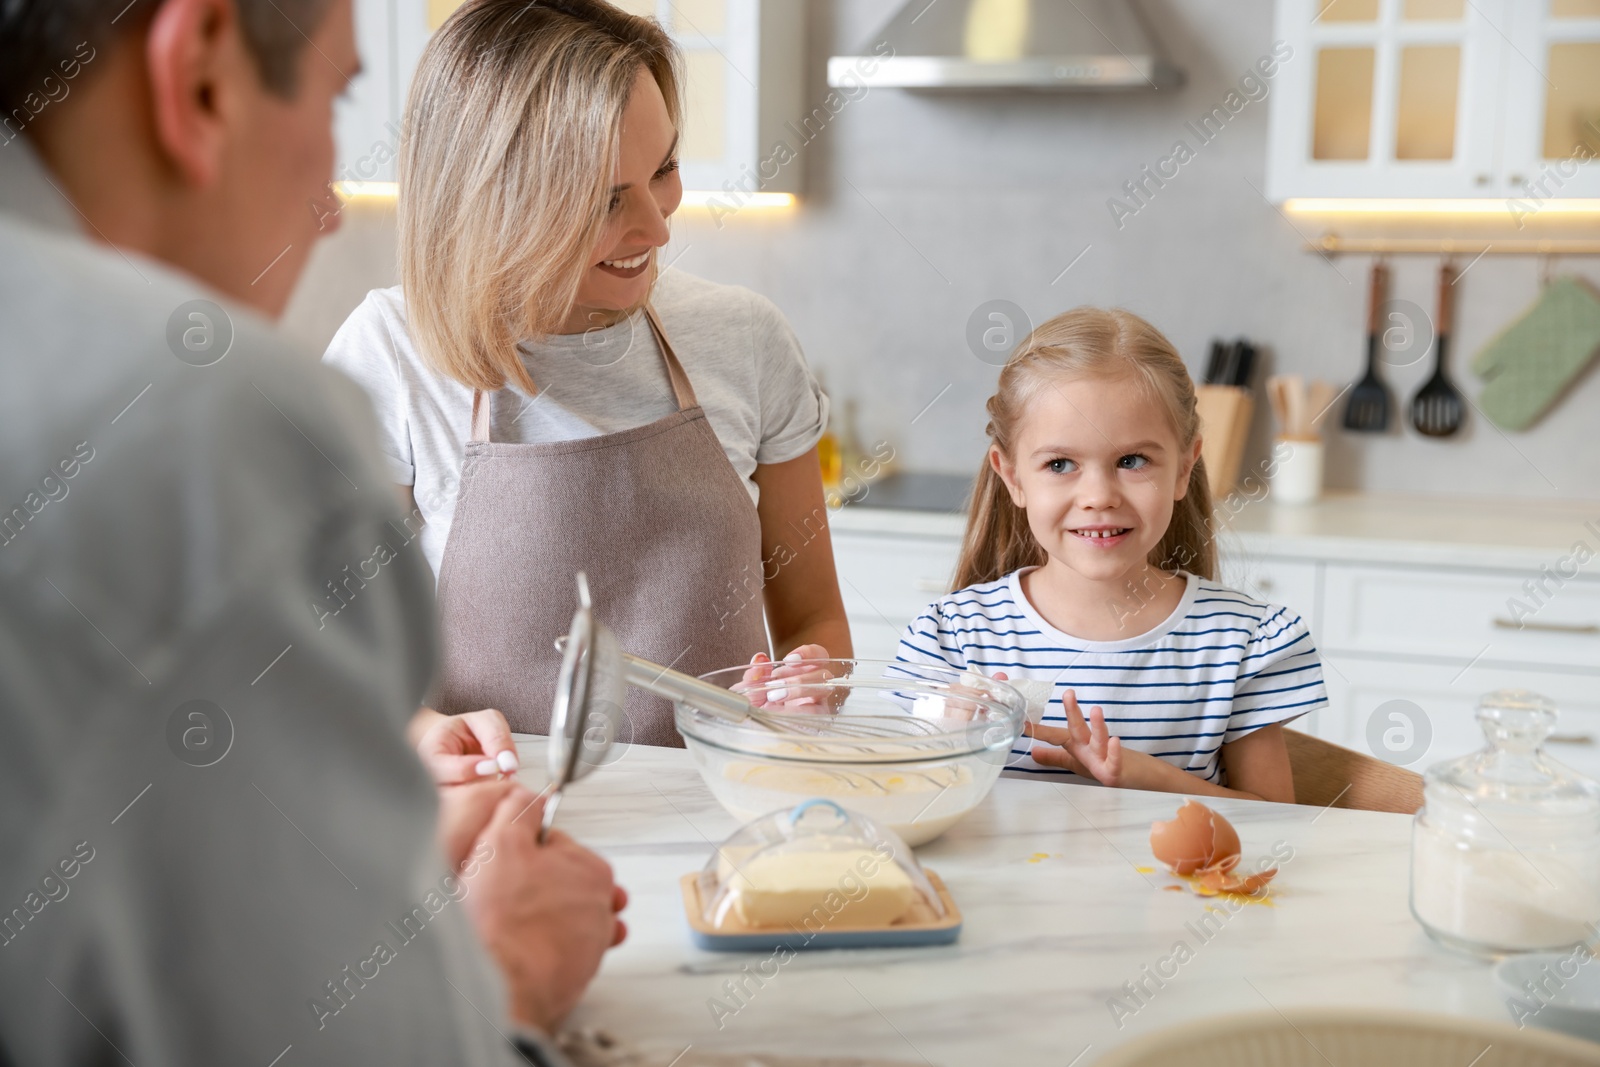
621;653;751;723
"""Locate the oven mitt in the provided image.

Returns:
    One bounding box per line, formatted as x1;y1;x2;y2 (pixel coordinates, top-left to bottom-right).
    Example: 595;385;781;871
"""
1470;276;1600;431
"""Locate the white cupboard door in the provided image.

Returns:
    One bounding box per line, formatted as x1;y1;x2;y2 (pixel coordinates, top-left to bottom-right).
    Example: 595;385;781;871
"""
1267;0;1504;199
1501;0;1600;198
1319;656;1600;780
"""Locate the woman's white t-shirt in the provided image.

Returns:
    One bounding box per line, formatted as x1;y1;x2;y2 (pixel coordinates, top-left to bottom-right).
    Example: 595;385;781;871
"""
322;268;828;578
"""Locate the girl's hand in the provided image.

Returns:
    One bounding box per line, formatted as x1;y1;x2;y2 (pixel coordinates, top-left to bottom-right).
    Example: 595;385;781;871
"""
1026;689;1124;786
736;647;835;712
416;707;520;785
931;668;1010;722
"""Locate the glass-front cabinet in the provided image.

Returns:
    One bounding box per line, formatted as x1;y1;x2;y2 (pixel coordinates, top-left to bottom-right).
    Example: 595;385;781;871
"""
1267;0;1600;200
611;0;804;197
336;0;803;195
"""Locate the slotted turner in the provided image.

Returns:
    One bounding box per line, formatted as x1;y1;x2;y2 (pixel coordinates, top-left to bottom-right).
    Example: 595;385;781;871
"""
1410;261;1465;438
1343;260;1392;432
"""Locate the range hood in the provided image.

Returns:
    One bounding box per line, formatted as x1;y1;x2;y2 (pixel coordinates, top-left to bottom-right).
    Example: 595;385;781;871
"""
827;0;1183;92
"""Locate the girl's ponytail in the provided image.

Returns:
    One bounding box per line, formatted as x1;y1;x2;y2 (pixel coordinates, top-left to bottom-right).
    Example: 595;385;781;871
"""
1154;454;1216;581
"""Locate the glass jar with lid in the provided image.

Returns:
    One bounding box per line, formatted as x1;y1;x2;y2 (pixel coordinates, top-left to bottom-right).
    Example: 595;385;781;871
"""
1410;689;1600;956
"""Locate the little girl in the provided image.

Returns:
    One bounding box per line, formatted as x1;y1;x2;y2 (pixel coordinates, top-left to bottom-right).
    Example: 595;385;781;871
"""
896;308;1324;802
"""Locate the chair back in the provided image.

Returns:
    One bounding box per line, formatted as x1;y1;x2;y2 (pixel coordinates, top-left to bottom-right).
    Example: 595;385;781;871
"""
1284;727;1424;815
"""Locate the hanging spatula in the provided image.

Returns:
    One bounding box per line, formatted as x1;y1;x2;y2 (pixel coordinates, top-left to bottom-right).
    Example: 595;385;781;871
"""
1343;260;1392;432
1410;261;1465;437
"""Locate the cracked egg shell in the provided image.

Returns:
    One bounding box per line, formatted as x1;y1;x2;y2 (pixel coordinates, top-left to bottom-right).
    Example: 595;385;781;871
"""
1149;799;1242;875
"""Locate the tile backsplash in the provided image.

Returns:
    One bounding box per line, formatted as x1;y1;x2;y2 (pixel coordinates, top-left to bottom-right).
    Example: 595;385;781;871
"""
284;0;1600;501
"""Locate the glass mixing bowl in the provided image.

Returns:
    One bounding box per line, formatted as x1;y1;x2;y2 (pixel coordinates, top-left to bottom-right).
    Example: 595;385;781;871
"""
677;659;1026;846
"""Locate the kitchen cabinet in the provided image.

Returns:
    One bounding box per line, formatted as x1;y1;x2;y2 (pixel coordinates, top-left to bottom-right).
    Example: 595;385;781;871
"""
334;0;430;187
1265;0;1600;200
1317;655;1600;781
832;526;961;660
334;0;803;196
828;492;1600;779
613;0;804;197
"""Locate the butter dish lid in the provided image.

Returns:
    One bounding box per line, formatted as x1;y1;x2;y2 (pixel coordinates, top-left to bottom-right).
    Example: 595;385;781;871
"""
697;799;943;932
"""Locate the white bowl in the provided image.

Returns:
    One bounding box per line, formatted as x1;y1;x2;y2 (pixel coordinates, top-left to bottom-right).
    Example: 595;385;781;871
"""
1495;950;1600;1044
1091;1008;1600;1067
678;659;1025;847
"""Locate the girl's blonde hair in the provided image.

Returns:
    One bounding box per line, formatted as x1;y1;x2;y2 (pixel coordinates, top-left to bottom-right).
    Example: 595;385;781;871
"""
953;307;1216;589
398;0;681;394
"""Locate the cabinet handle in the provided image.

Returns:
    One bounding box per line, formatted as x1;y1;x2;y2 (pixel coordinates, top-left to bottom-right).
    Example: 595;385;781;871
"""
1548;733;1597;747
1475;173;1491;186
1256;577;1276;592
913;578;947;593
1491;617;1600;635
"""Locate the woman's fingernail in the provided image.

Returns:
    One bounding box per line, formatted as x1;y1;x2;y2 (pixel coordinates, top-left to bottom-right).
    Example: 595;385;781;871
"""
497;750;520;772
768;687;788;702
474;758;499;776
784;650;803;663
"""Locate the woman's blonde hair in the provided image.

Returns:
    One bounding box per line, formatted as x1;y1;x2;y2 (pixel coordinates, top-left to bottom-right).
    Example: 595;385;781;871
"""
398;0;681;394
953;307;1216;589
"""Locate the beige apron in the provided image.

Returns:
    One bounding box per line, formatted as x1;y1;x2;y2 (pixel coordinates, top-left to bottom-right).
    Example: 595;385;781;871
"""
431;306;770;747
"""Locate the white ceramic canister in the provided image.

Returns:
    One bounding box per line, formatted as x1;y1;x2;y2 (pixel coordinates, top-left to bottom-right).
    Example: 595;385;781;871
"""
1270;437;1324;505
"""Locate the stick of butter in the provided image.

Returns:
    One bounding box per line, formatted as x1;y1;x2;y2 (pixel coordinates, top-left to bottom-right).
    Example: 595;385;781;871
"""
728;849;915;928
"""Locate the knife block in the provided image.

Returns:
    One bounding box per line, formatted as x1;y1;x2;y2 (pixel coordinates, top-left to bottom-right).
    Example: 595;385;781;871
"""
1195;385;1254;500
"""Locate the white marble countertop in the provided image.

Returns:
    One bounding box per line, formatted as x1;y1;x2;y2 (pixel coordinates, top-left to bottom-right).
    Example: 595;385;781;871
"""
828;489;1600;576
516;736;1503;1066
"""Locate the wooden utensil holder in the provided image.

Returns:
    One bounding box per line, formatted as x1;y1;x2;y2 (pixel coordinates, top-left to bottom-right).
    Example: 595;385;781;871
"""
1196;385;1254;499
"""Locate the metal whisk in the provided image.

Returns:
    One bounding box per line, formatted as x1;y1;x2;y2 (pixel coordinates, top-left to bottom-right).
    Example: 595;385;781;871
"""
552;574;954;747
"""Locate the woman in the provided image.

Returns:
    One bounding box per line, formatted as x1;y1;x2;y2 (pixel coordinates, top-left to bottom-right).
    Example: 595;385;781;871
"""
325;0;849;777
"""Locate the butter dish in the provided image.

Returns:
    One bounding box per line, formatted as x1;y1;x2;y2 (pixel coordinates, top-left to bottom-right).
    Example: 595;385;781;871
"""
682;799;962;952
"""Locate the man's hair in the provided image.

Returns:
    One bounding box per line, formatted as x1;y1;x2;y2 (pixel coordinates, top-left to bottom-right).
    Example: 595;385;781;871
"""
0;0;336;114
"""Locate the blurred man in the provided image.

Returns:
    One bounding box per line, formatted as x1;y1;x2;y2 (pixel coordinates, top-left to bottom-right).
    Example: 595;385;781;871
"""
0;1;623;1063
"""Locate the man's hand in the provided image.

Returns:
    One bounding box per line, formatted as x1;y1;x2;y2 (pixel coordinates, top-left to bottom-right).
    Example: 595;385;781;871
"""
463;788;627;1034
436;779;518;873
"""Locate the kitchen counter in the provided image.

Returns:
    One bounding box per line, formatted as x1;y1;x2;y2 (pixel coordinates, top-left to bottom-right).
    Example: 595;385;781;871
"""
519;736;1504;1067
829;486;1600;575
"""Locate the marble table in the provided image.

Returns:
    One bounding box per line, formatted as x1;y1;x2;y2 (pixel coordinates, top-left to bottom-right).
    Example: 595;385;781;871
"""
513;736;1504;1066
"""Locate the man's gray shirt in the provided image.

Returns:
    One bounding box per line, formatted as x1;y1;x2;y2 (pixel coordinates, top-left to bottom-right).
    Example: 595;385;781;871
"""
0;141;540;1066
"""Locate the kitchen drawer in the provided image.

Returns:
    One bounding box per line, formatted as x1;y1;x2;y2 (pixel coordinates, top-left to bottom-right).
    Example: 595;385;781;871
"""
1217;553;1321;637
1321;563;1600;672
1318;655;1600;781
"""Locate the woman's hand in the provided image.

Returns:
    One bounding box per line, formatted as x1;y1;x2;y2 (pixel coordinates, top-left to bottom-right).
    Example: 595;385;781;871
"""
736;646;836;711
413;706;520;785
1027;689;1125;786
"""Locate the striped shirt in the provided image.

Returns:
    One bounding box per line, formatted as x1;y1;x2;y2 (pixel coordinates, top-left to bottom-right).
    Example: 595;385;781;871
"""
894;569;1327;786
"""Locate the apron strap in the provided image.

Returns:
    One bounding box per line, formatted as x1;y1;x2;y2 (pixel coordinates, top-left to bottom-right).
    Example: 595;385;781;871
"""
643;303;699;411
470;389;492;444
